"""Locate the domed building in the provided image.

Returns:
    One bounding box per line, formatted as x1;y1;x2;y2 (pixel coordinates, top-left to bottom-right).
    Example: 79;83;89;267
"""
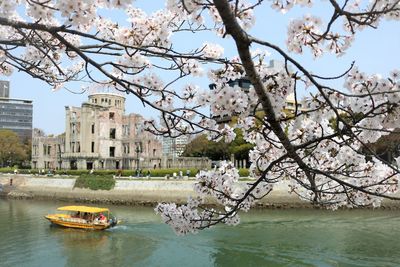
61;92;163;170
32;92;210;171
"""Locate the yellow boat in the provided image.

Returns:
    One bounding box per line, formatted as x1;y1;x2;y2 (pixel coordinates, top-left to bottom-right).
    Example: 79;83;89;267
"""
45;205;118;230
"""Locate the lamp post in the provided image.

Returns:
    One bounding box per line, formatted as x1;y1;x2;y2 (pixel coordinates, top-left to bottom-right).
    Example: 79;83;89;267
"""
172;138;176;168
57;144;62;170
135;143;142;177
7;151;12;167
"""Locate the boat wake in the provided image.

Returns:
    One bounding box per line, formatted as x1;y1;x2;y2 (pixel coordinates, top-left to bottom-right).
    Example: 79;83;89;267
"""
107;225;128;231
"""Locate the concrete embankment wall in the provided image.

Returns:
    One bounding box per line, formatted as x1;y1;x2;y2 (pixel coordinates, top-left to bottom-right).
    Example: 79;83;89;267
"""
2;174;400;208
0;174;305;207
24;177;76;189
0;174;209;205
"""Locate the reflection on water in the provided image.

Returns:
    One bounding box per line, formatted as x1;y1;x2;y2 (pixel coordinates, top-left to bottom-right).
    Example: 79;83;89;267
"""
47;224;157;267
48;226;110;249
1;199;400;267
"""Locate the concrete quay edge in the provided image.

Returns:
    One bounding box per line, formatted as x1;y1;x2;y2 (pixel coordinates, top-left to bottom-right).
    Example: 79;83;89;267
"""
1;174;400;209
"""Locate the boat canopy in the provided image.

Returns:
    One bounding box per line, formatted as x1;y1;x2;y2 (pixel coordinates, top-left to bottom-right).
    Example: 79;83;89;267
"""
57;206;109;213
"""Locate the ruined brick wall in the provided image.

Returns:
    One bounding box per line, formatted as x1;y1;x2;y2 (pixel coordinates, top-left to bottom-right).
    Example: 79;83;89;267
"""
33;93;206;171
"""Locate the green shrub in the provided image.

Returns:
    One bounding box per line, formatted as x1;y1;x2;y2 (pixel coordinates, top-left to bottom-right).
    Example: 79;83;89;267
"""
92;170;119;176
74;174;115;190
0;167;14;173
19;169;37;174
26;169;87;176
3;167;249;178
0;167;37;174
59;170;94;176
145;168;200;177
238;168;249;177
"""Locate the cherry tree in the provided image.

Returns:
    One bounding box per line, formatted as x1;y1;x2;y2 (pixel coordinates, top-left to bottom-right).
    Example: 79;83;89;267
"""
0;0;399;234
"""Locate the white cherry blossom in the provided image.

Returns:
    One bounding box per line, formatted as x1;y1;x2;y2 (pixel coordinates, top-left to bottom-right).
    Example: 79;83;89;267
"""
0;0;399;235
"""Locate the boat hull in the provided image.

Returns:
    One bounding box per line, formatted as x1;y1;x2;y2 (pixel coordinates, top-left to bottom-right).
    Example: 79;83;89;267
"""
45;214;111;230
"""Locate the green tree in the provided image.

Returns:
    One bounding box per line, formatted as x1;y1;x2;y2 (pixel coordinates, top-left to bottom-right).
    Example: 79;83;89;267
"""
183;129;253;164
0;130;29;167
228;129;254;163
182;134;230;160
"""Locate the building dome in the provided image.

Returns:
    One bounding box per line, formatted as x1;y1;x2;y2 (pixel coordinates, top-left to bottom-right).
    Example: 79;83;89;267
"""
88;93;125;110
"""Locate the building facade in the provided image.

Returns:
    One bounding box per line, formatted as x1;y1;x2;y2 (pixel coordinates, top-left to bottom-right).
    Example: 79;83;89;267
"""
162;135;189;158
31;129;65;169
32;92;210;170
283;93;311;114
64;92;162;170
0;80;9;98
0;81;33;141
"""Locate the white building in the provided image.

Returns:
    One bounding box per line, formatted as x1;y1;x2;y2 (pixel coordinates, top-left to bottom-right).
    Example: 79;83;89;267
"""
162;135;190;158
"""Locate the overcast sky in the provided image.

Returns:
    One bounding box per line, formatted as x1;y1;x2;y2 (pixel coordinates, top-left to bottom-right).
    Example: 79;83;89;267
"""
5;1;400;134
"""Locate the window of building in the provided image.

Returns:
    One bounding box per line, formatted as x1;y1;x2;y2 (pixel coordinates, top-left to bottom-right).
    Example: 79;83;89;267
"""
110;128;116;139
123;143;130;154
123;125;129;136
109;147;115;157
109;112;115;120
91;123;95;134
91;142;95;153
153;149;156;156
71;123;76;134
77;142;80;153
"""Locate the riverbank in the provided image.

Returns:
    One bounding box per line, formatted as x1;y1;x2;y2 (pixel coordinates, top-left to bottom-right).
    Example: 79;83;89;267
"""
1;174;400;209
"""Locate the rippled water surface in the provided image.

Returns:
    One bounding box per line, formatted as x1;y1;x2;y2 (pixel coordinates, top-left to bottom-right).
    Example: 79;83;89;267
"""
1;199;400;267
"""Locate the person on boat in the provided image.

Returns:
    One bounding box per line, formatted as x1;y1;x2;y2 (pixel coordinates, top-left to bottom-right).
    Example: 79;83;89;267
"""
82;212;90;221
98;213;107;222
94;213;105;224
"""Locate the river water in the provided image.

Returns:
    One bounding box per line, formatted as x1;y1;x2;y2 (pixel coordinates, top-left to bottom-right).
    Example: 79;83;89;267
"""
1;199;400;267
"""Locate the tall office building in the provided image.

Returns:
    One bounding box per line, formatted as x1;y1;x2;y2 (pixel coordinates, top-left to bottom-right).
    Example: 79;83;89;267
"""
162;135;189;158
0;81;33;140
